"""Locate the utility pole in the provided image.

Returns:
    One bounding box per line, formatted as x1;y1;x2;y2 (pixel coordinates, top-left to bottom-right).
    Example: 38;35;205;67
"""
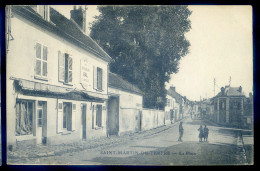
214;78;216;96
229;76;231;86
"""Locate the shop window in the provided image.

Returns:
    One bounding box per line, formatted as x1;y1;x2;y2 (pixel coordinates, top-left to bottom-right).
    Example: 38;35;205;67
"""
35;43;48;78
96;105;102;127
58;52;73;84
15;100;34;136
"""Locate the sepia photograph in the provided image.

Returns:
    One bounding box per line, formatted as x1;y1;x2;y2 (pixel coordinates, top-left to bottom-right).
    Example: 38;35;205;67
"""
5;5;253;165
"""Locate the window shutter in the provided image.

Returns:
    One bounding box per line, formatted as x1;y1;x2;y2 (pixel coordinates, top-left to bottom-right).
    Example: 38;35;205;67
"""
68;56;73;83
57;102;63;133
35;43;42;76
72;103;76;131
93;66;97;89
58;51;65;82
100;68;104;90
42;46;48;77
102;68;106;91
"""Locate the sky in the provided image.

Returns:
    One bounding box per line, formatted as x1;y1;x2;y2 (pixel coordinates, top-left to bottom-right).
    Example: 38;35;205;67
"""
52;5;253;101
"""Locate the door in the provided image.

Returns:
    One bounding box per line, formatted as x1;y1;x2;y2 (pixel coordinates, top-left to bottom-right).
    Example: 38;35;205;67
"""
107;96;119;136
81;104;87;140
37;101;47;144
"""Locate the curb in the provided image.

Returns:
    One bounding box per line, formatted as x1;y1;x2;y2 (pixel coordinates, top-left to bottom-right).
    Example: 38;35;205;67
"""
8;122;178;160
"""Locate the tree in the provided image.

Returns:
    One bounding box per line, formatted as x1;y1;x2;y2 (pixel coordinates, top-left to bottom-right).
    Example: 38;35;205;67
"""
90;5;191;109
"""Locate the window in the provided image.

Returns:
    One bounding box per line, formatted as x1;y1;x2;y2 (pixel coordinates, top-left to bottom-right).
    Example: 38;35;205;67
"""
59;52;73;84
35;43;48;78
37;5;49;20
15;100;34;136
37;101;43;127
37;101;47;128
96;105;102;127
167;99;170;107
63;102;72;130
57;102;76;133
93;66;103;90
97;67;103;90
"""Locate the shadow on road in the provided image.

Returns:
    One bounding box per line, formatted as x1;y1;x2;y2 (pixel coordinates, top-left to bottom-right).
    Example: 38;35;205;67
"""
82;141;247;165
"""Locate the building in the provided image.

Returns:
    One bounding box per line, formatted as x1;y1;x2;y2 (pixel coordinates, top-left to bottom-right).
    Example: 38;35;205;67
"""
108;72;143;136
6;5;113;149
165;94;177;125
212;86;246;127
243;93;253;129
166;86;185;122
200;98;214;120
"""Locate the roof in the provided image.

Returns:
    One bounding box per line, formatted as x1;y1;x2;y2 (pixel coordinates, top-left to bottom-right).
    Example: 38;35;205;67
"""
215;86;245;98
167;88;183;104
11;5;113;62
109;72;143;95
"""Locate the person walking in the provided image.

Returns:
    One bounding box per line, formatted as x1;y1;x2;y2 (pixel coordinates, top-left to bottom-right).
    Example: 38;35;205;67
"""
198;125;204;142
178;122;184;142
204;125;209;142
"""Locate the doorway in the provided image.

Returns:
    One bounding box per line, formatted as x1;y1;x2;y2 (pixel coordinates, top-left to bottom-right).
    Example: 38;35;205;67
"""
107;96;119;136
81;104;87;140
37;101;47;144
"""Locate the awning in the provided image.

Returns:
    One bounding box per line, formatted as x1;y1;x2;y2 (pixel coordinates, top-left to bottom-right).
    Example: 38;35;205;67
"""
12;78;108;102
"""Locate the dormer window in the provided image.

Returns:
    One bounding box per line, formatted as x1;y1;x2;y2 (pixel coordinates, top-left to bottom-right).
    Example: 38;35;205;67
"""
37;5;49;21
30;5;49;21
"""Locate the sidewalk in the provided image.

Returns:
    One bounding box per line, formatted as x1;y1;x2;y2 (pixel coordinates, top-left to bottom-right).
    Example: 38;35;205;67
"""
8;119;184;160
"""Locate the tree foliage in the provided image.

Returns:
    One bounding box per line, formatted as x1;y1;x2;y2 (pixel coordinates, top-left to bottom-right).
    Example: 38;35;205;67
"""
90;5;192;109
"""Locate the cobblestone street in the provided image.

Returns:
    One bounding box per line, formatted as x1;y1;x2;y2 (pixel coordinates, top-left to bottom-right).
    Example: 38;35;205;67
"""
8;117;252;165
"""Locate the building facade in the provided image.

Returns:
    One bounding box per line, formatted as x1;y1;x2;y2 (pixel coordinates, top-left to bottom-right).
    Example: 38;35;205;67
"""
212;86;246;128
166;86;188;123
6;5;113;149
108;72;143;136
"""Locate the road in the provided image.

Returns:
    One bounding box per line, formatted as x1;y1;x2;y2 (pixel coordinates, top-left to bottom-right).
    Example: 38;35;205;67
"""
10;117;249;165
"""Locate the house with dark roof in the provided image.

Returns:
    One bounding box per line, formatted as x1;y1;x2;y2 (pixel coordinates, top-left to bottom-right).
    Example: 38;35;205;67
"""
212;85;246;127
107;72;143;136
6;5;114;149
166;86;185;124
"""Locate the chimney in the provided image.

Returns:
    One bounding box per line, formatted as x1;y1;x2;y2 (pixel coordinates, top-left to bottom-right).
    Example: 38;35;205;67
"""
221;87;225;96
170;86;176;92
238;86;242;93
70;5;86;33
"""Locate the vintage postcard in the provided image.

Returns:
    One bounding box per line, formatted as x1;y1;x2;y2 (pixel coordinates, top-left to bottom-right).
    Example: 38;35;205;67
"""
5;5;253;165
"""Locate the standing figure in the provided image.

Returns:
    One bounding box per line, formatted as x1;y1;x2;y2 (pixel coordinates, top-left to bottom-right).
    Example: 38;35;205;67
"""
178;122;184;142
198;125;204;142
204;125;209;142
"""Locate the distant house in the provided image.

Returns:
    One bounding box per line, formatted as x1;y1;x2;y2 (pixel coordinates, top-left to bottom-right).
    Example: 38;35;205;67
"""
212;86;246;128
108;72;143;136
200;98;214;120
165;94;178;124
166;86;185;123
6;5;113;149
243;93;253;129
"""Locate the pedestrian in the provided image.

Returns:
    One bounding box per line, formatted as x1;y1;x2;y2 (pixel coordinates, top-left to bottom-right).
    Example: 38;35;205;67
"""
178;122;184;142
198;125;204;142
204;125;209;142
